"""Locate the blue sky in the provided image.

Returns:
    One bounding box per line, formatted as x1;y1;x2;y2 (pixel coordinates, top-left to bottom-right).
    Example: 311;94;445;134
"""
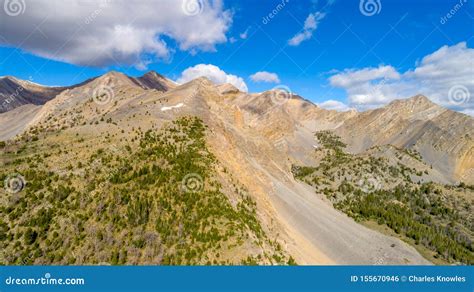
0;0;473;113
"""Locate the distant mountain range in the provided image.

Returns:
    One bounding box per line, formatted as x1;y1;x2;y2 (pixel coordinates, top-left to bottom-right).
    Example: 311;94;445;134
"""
0;72;472;265
0;76;65;112
0;71;176;113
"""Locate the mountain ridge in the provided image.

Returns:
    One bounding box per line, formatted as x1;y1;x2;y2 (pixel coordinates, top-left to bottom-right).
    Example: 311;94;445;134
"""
2;73;472;117
1;72;472;183
0;71;178;114
1;71;472;266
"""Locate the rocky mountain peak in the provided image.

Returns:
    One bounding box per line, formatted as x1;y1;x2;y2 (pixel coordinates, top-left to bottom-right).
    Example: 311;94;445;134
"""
136;71;176;91
388;94;436;110
381;94;446;121
142;70;163;78
216;83;240;95
96;71;133;85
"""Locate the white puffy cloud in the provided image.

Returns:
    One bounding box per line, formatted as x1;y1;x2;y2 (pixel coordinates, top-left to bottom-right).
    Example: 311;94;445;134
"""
329;65;402;108
329;66;400;88
328;42;474;115
317;100;353;112
250;71;280;83
0;0;232;68
288;12;325;46
177;64;248;92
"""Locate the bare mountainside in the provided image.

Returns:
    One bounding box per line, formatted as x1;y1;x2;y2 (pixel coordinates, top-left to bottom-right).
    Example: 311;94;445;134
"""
0;76;65;113
0;72;472;265
334;95;474;183
0;71;177;114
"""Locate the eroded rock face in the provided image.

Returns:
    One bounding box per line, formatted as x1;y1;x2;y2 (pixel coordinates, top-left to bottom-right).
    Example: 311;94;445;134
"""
0;76;65;113
333;95;474;183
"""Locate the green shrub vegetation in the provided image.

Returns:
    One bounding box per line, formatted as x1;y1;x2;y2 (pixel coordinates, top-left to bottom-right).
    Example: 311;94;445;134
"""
293;131;473;265
0;117;289;265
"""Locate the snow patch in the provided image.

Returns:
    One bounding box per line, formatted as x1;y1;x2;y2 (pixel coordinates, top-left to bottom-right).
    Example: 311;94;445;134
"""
161;103;184;112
